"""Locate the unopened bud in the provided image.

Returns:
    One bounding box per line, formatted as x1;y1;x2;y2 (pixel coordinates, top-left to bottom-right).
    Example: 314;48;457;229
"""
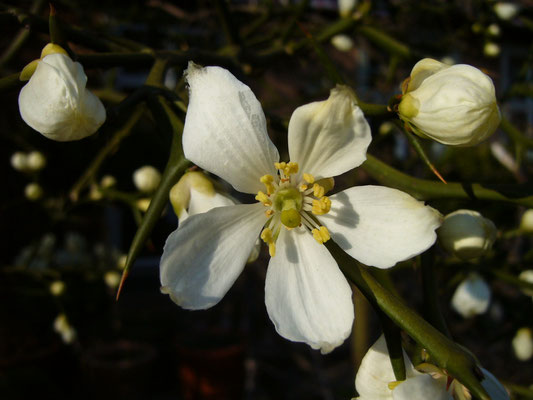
100;175;116;189
494;2;519;20
104;271;121;289
438;209;497;260
49;280;65;296
133;165;161;193
512;328;533;361
331;34;354;52
520;210;533;233
10;152;28;171
26;151;46;171
25;182;43;201
484;42;500;57
451;273;491;318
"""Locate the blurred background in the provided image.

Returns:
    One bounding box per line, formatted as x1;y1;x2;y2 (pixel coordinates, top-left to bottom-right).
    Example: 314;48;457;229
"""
0;0;532;399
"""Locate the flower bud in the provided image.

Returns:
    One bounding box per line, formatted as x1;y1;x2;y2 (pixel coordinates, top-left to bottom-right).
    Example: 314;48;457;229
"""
169;171;234;221
338;0;357;18
518;270;533;297
133;165;161;193
398;58;501;146
494;2;519;20
24;182;43;201
520;209;533;233
512;328;533;361
451;273;491;318
438;209;497;260
18;52;106;141
487;24;501;37
53;314;77;344
484;42;501;57
104;271;121;289
49;280;66;296
10;152;28;171
331;34;354;52
136;197;152;212
26;151;46;171
100;175;116;189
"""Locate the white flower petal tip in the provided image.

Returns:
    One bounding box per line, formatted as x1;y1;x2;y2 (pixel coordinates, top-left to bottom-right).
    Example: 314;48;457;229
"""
288;85;371;180
265;228;354;354
182;62;279;194
451;273;491;318
160;203;267;310
320;186;442;269
438;209;497;261
18;53;106;141
398;58;500;147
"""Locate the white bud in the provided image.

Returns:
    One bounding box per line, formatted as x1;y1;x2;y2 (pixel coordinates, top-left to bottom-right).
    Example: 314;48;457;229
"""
104;271;121;289
331;34;354;52
438;209;497;260
451;273;491;318
520;209;533;232
440;56;456;65
169;171;234;221
338;0;357;17
100;174;116;188
136;197;152;212
512;328;533;361
53;313;77;344
484;42;501;57
398;58;501;146
518;270;533;297
26;151;46;171
378;121;396;136
49;280;66;296
487;24;501;37
133;165;161;193
24;182;43;201
18;53;106;141
494;2;519;20
10;152;29;171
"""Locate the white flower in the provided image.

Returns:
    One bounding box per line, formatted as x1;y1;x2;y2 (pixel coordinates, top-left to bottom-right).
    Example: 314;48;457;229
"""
356;335;509;400
398;58;501;146
438;209;497;261
18;53;106;141
133;165;161;193
159;63;441;353
24;182;43;200
494;2;519;20
512;327;533;361
451;273;491;318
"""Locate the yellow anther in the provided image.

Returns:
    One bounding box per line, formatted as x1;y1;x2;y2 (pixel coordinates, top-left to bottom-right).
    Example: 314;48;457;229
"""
255;191;272;206
312;226;330;244
313;184;325;198
284;162;299;176
299;184;308;192
312;196;331;215
265;209;274;217
274;162;286;171
388;381;402;391
261;227;273;243
303;173;315;184
268;242;276;257
260;174;275;194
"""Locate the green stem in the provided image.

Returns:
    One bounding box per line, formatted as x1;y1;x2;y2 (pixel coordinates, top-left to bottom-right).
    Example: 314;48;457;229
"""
356;25;413;59
0;72;23;92
421;250;452;338
326;240;489;400
380;312;407;381
362;154;533;207
358;102;392;117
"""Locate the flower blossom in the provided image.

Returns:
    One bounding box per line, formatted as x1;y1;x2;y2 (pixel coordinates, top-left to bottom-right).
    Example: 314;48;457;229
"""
18;45;106;141
160;63;441;353
355;335;509;400
398;58;500;146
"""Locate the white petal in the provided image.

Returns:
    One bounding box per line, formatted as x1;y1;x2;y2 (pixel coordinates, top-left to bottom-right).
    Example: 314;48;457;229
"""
186;189;235;220
393;375;451;400
320;186;441;269
480;368;510;400
18;53;105;141
288;86;371;179
355;335;419;400
160;202;267;309
264;227;353;353
182;63;279;194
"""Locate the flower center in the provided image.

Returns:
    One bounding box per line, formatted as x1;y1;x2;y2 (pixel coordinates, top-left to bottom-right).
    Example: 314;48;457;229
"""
255;161;333;257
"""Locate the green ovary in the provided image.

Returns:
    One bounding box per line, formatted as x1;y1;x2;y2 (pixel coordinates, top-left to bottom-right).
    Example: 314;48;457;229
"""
273;187;303;228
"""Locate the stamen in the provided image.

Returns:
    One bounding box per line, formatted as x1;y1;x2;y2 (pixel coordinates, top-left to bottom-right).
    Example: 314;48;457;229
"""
303;173;315;184
313;184;325;198
265;209;274;217
312;226;331;244
260;175;275;195
299;184;308;192
275;161;298;178
312;196;331;215
260;227;277;257
255;191;272;206
301;211;320;230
